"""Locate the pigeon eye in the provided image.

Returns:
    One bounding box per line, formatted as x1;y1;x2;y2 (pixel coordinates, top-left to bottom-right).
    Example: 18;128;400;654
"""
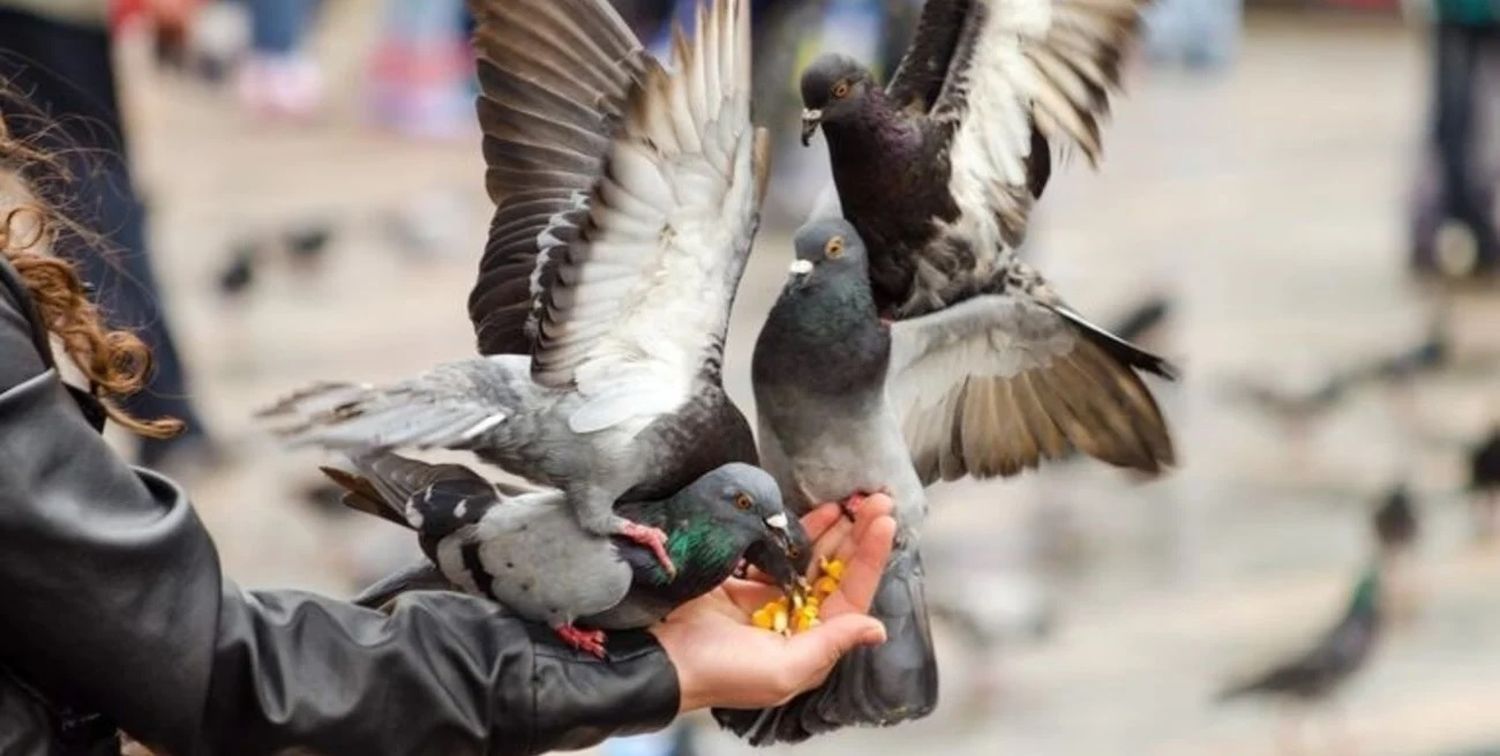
825;236;846;259
735;493;753;510
788;546;801;558
832;80;850;99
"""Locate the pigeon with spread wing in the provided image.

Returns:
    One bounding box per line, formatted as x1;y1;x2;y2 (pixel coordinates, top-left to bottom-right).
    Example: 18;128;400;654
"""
263;0;771;575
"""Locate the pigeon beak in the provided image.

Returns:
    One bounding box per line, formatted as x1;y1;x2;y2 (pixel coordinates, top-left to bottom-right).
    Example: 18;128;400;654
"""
765;512;789;532
800;109;823;146
788;258;814;289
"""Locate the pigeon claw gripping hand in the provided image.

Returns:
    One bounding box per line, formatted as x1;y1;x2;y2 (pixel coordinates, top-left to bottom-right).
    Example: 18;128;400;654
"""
621;521;677;578
753;557;846;635
555;624;609;659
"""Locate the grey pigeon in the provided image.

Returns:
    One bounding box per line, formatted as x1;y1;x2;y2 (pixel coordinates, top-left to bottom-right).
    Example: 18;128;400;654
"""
323;453;808;657
260;0;771;575
1219;567;1382;704
796;0;1173;480
719;219;1172;742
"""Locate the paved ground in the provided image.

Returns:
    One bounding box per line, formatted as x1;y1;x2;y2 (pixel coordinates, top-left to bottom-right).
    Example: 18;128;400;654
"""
115;8;1500;755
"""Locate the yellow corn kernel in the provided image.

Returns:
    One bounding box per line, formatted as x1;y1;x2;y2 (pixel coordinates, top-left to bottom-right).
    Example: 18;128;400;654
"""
751;607;774;630
821;558;846;581
772;607;789;633
813;576;840;597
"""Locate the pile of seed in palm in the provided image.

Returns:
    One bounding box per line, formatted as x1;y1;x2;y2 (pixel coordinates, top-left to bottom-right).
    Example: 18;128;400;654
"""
752;556;845;635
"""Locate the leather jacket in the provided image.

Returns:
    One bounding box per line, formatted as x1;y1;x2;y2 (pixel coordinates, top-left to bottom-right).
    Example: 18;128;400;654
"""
0;258;680;755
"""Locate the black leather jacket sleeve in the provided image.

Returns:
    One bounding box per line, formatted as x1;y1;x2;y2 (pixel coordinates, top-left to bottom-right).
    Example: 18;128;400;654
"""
0;265;680;755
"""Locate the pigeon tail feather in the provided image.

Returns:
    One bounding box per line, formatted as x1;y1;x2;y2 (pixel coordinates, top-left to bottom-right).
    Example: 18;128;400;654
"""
351;562;453;609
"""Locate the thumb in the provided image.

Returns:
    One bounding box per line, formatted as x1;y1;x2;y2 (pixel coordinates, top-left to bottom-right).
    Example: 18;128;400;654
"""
783;614;887;681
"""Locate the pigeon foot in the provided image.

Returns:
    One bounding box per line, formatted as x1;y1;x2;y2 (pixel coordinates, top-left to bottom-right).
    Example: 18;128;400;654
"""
840;488;888;521
840;492;868;521
622;522;677;578
555;624;607;658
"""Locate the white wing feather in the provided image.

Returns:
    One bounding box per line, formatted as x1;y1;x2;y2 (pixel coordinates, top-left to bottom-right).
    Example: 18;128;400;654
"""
524;0;758;435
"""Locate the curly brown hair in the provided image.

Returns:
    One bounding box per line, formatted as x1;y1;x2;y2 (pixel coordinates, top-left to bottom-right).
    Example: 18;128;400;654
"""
0;109;182;438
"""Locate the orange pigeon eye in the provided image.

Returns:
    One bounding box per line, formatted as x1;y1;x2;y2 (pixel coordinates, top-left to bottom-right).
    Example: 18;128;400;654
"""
825;236;846;259
735;493;753;510
832;80;851;99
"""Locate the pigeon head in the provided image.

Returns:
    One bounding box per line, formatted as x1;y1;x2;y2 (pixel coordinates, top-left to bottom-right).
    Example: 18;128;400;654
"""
800;53;877;146
684;463;811;592
786;218;868;290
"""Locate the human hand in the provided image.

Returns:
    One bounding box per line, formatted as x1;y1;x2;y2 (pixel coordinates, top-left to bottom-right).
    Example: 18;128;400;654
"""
652;495;897;713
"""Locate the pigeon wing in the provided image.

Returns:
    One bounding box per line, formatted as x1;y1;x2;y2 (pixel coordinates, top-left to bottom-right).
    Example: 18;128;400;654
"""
467;0;651;357
261;357;530;451
886;293;1175;483
531;0;764;434
914;0;1147;246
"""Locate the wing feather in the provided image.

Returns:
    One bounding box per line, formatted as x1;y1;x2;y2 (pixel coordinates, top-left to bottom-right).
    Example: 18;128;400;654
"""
467;0;648;356
531;0;761;436
905;0;1147;255
888;293;1174;484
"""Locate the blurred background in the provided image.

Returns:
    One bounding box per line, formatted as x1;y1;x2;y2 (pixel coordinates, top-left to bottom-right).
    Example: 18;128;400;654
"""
3;0;1500;753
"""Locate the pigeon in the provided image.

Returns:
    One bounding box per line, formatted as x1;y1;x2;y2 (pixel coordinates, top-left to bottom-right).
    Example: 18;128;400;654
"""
718;219;1173;743
1218;567;1382;705
799;0;1146;317
323;453;809;657
1108;292;1172;345
796;0;1172;482
284;221;334;269
217;240;257;298
1372;484;1418;558
259;0;770;576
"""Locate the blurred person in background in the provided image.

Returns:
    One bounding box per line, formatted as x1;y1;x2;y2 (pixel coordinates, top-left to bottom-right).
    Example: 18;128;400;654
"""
1411;0;1500;277
1145;0;1242;69
237;0;324;118
0;0;217;472
368;0;475;139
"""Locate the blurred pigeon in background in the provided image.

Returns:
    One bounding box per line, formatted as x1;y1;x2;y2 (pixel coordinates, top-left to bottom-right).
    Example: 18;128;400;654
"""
324;454;806;657
1218;567;1382;706
261;0;772;576
1470;427;1500;539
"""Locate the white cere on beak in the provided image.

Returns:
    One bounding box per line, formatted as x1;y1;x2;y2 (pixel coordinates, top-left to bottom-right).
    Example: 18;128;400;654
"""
766;512;789;530
788;259;814;276
802;108;823;121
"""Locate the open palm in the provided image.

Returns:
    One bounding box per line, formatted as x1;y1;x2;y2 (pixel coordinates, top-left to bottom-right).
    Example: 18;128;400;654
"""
652;496;897;713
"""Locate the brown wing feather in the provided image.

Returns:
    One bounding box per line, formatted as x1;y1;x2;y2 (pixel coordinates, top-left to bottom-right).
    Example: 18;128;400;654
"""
892;294;1175;485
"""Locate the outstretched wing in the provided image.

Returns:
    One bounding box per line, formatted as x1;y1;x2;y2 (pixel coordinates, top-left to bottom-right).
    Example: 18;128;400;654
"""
466;0;650;357
895;0;1146;245
886;293;1175;483
541;0;765;434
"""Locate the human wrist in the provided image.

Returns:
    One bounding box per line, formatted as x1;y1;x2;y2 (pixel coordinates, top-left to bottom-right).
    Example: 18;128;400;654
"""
650;624;706;714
